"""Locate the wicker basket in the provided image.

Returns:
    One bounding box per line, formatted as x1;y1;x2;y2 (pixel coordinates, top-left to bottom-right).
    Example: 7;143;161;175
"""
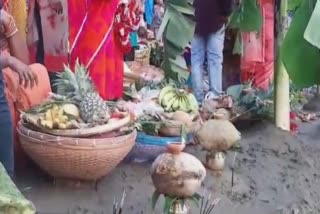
21;112;131;138
135;44;151;64
17;122;136;181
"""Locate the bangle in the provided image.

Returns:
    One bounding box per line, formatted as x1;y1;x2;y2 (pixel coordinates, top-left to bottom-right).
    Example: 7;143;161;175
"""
4;15;18;38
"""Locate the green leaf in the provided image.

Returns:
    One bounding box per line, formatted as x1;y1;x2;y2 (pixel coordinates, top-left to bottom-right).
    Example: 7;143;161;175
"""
170;4;194;15
232;32;244;55
229;0;262;32
187;194;201;207
166;5;195;51
281;0;320;88
161;0;195;82
151;191;161;211
163;196;176;214
288;0;302;11
303;0;320;49
227;84;245;101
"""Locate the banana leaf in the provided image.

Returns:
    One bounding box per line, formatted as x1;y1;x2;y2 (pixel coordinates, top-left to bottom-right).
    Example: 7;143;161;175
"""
232;32;244;55
288;0;302;11
0;163;35;213
281;0;320;88
304;0;320;49
229;0;262;32
159;0;195;81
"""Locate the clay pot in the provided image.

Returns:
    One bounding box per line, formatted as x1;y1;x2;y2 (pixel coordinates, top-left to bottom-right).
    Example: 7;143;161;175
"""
167;143;185;154
151;153;206;197
206;152;225;171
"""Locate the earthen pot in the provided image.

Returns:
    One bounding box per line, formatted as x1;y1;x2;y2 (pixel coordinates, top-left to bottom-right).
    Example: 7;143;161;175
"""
167;142;185;154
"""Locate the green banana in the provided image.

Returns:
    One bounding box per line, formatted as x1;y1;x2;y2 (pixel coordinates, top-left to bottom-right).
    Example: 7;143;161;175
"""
165;95;178;111
179;97;191;112
161;91;176;107
171;98;181;112
158;86;175;104
187;93;199;112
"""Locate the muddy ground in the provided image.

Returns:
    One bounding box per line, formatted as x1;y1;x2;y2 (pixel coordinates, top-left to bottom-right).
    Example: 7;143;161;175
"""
15;120;320;214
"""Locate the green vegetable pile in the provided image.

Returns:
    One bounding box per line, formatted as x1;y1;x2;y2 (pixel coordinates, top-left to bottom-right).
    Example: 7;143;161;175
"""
0;163;35;214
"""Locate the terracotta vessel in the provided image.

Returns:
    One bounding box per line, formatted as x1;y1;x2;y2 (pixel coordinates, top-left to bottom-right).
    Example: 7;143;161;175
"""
167;142;185;154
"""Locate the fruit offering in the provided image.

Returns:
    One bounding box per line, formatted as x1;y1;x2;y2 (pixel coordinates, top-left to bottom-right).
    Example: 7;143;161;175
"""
37;104;79;130
158;86;198;113
54;60;110;125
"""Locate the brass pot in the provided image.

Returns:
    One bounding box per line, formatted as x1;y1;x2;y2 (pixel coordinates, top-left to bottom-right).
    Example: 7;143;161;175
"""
206;152;226;171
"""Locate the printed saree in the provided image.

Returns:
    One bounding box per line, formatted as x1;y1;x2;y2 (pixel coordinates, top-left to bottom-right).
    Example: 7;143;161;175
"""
69;0;123;100
27;0;69;71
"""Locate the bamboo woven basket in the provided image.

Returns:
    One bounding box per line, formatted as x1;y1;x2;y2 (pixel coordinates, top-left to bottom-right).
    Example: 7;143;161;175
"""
21;112;131;138
135;44;151;64
17;122;136;181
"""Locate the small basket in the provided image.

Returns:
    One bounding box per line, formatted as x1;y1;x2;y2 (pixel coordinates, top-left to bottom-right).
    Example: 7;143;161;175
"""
135;44;151;64
126;132;192;162
18;122;136;181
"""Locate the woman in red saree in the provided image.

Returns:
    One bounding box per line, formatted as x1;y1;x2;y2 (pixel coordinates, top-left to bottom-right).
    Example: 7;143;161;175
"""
69;0;143;100
69;0;122;100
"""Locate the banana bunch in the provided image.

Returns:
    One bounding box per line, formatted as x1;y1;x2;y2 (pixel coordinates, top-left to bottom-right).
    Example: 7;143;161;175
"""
38;104;78;130
158;86;199;113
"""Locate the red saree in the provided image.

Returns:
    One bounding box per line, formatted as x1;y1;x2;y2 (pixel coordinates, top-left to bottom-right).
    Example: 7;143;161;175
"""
68;0;123;100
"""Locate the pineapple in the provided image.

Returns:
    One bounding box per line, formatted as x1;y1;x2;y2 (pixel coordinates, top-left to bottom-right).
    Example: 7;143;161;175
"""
53;60;110;124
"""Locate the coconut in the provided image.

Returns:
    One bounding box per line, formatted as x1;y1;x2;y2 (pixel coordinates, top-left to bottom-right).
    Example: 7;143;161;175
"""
161;111;195;124
211;108;232;120
194;120;241;151
151;152;206;197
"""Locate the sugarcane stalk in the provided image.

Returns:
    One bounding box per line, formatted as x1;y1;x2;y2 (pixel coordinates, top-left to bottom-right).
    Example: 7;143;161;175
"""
275;0;290;131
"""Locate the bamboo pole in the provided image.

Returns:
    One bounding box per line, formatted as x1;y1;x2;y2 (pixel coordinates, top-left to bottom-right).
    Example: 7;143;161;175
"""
275;0;290;131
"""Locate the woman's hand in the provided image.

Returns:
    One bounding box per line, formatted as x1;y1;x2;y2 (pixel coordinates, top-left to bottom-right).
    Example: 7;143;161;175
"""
48;0;63;14
8;57;38;89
